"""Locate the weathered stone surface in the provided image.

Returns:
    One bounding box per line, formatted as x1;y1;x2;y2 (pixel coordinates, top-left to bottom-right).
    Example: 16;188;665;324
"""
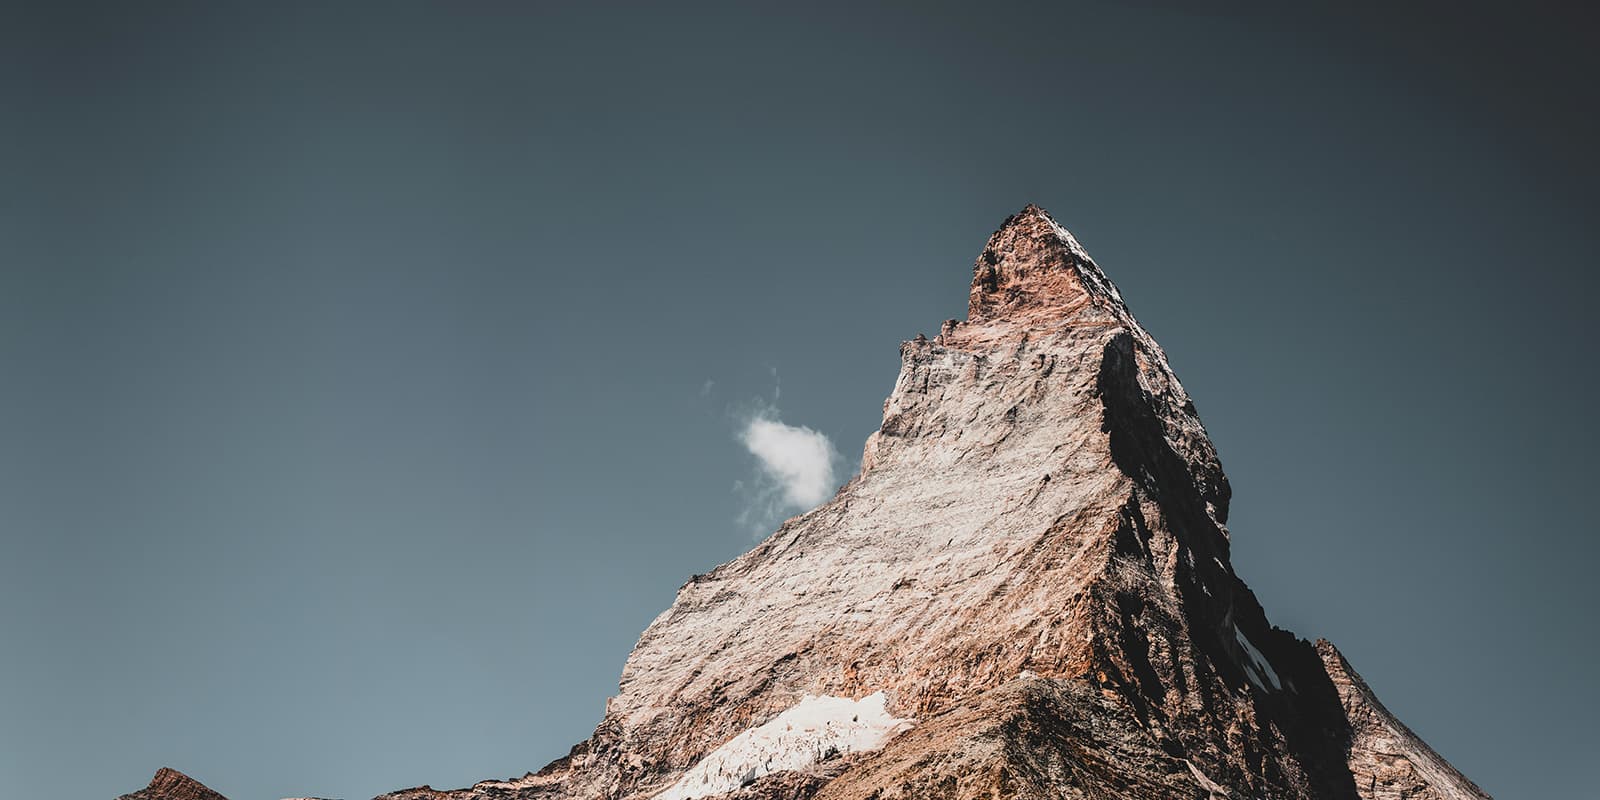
129;206;1488;800
116;768;227;800
1317;641;1489;800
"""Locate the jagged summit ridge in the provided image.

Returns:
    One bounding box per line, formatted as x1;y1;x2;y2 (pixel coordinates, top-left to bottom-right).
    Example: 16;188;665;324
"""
966;204;1115;321
120;206;1487;800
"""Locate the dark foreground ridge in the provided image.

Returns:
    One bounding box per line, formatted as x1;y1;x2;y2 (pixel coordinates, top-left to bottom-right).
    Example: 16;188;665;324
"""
124;206;1489;800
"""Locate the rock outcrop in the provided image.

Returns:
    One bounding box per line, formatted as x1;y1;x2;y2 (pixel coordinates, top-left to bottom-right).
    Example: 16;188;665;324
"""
1317;641;1489;800
116;768;228;800
127;206;1489;800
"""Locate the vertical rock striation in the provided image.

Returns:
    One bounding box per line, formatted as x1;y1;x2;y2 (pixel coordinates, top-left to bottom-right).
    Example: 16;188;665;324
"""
125;206;1488;800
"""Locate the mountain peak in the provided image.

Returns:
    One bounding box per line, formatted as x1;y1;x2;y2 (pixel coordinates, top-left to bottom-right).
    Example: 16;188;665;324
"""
948;204;1127;345
116;768;227;800
115;206;1487;800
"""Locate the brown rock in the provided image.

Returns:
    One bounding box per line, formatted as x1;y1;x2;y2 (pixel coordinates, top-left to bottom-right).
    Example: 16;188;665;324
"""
1317;641;1490;800
116;768;228;800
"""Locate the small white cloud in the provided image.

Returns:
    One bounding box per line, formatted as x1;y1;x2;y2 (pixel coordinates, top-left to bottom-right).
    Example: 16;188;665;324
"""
740;415;837;508
735;407;838;533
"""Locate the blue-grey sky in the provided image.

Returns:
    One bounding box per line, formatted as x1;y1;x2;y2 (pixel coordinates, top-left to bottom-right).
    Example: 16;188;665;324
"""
3;3;1595;798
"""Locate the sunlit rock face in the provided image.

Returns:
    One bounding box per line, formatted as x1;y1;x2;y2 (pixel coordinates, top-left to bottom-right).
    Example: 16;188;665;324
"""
128;207;1489;800
117;769;227;800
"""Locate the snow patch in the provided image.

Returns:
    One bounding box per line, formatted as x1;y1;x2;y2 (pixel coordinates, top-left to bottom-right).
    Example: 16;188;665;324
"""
1233;626;1282;691
1183;759;1232;798
654;692;913;800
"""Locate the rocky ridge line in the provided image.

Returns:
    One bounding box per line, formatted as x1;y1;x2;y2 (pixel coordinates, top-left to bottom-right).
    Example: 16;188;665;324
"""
116;768;228;800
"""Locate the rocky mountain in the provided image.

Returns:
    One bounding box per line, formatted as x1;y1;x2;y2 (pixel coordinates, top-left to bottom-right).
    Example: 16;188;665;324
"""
123;206;1488;800
118;768;228;800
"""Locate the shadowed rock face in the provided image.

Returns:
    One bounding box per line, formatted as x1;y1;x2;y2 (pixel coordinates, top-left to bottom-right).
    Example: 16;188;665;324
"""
127;207;1489;800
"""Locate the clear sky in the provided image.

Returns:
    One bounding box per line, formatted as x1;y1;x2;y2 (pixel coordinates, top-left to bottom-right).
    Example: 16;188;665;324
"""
4;2;1596;798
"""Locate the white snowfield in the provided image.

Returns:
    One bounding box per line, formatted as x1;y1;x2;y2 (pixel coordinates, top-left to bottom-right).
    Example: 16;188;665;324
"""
653;691;913;800
1233;625;1283;691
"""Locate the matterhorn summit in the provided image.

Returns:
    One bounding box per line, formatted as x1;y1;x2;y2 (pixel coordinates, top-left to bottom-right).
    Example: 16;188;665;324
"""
129;206;1488;800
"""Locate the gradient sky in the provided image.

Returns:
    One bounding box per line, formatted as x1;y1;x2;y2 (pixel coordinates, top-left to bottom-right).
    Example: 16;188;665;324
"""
4;3;1596;798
